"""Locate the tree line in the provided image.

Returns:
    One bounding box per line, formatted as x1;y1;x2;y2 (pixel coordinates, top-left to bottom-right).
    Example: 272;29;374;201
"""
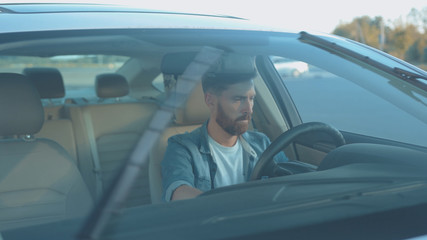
332;7;427;70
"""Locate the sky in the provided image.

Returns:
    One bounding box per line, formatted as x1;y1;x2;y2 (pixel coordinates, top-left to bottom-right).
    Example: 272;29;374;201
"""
4;0;427;33
119;0;426;33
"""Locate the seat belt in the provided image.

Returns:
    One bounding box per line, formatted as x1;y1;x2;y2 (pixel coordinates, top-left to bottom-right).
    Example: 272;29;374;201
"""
81;107;104;199
71;97;104;200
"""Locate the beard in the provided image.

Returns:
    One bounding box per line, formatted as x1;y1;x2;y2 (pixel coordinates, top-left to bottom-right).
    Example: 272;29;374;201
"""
216;103;251;136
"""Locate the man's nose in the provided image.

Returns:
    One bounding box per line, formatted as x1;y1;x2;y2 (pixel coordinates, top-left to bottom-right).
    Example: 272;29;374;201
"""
241;98;253;115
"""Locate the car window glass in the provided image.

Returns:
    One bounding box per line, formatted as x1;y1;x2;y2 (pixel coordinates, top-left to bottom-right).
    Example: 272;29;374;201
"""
271;56;427;147
0;55;129;98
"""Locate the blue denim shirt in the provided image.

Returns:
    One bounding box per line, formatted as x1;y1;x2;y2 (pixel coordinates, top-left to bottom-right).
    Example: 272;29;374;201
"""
161;121;288;201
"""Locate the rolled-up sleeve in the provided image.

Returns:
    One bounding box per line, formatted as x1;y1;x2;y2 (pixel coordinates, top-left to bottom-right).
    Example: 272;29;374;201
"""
161;137;195;202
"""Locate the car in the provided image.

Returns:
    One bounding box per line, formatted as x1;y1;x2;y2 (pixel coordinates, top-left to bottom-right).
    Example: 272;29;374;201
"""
1;3;427;240
271;56;309;77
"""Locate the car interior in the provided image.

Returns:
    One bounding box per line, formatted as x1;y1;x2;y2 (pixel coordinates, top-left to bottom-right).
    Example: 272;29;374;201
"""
0;32;355;231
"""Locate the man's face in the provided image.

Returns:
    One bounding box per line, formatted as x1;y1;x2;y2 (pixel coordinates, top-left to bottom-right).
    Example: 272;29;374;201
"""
213;81;256;136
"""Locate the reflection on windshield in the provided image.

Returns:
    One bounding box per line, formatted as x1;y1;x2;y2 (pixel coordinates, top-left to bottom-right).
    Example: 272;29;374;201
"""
77;47;224;239
388;79;427;107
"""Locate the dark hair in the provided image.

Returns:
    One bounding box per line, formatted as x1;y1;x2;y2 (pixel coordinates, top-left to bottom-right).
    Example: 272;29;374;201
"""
202;71;256;95
201;53;257;94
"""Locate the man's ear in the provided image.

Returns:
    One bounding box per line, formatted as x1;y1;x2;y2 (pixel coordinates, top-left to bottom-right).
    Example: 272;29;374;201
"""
205;92;216;109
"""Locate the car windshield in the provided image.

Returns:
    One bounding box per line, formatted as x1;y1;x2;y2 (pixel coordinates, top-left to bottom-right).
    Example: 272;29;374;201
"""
0;6;427;240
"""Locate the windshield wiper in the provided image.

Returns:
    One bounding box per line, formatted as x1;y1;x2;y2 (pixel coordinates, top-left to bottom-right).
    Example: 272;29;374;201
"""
393;67;427;91
77;47;224;240
299;31;427;92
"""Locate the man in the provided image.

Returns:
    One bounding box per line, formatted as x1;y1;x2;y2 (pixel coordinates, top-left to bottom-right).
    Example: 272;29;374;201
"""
161;55;288;202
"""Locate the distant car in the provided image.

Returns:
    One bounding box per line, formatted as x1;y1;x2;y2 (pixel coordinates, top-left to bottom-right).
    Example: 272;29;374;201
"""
1;3;427;240
271;56;309;77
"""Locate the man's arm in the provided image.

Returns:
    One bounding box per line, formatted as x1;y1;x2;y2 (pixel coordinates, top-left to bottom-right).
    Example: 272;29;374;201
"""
162;137;198;202
171;185;203;201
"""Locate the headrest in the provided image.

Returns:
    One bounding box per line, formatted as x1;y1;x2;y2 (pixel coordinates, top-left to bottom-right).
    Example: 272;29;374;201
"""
23;68;65;98
174;81;210;125
161;52;255;76
95;73;129;98
0;73;44;136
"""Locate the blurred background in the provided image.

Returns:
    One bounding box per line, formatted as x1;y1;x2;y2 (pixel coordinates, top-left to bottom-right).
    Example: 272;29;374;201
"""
330;9;426;71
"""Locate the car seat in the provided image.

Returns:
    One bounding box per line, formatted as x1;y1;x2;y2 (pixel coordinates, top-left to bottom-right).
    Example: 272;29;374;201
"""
0;73;92;230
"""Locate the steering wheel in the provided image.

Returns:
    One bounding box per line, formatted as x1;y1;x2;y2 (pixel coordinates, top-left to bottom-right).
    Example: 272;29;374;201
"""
249;122;346;180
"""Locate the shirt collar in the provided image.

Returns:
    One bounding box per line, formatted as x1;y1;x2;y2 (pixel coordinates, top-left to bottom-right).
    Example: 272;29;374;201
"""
199;120;211;154
200;120;257;158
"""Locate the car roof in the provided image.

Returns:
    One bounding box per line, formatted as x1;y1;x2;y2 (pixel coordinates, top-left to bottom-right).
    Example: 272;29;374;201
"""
0;3;240;18
0;3;292;34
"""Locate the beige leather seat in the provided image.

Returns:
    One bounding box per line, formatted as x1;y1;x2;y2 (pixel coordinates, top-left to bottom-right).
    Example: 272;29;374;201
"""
23;67;78;162
68;73;159;206
0;73;92;231
149;52;216;203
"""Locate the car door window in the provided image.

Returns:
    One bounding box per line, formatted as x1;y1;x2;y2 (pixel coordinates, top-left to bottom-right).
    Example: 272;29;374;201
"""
271;56;427;147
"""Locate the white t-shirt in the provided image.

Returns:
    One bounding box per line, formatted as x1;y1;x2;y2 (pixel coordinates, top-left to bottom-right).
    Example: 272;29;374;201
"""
208;135;245;188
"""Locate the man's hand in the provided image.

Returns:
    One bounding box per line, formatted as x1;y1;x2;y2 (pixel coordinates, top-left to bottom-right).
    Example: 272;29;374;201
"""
171;185;203;201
